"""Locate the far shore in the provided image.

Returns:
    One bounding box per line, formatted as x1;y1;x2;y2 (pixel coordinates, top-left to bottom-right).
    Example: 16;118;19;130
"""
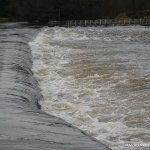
1;17;150;27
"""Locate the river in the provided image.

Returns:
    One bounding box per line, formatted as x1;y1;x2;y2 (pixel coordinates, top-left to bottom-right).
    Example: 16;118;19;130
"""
30;26;150;150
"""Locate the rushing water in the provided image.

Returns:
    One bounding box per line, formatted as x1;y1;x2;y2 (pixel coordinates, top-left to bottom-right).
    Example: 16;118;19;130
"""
30;26;150;150
0;23;109;150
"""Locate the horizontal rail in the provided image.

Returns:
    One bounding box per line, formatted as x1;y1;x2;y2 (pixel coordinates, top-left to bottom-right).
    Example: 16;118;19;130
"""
65;19;150;27
48;19;150;27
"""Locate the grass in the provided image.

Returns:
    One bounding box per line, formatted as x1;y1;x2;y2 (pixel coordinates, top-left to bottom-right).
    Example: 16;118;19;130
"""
0;17;18;23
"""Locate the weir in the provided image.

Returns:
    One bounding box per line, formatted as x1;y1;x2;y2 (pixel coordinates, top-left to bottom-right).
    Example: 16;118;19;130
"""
0;23;111;150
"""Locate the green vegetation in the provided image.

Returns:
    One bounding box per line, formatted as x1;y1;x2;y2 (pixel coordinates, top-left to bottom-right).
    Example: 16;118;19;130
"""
0;0;150;23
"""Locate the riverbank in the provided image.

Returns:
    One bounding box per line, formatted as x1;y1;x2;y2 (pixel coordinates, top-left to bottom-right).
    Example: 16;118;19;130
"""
0;17;18;23
1;18;150;27
0;23;111;150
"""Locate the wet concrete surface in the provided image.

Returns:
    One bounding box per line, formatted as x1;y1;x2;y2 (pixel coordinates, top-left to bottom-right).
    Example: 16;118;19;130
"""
0;23;111;150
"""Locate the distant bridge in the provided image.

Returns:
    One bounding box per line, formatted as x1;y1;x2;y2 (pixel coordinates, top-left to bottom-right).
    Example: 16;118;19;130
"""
48;19;150;27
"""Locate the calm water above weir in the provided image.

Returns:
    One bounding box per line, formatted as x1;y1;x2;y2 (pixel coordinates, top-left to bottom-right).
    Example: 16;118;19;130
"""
30;26;150;150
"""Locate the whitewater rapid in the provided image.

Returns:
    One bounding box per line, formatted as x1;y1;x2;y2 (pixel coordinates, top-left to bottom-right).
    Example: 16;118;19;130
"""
30;26;150;150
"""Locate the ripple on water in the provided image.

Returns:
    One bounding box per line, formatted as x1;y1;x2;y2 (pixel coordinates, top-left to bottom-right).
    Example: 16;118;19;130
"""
30;26;150;150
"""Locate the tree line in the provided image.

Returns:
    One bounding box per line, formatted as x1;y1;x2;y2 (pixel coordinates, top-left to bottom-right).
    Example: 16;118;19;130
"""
0;0;150;22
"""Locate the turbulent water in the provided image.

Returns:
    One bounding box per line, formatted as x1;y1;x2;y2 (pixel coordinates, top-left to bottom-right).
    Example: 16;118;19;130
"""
0;23;110;150
30;26;150;150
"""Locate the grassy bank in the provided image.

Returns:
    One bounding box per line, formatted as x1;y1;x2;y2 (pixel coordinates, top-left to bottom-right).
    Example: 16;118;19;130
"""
0;17;19;23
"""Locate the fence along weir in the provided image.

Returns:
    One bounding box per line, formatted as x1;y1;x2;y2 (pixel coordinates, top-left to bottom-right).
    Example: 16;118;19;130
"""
48;19;150;27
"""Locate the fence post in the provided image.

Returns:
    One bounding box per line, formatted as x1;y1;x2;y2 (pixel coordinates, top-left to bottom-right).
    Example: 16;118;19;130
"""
104;19;106;26
124;19;126;25
79;20;81;26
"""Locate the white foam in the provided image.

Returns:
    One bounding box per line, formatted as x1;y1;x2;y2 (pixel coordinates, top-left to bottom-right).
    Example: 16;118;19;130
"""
30;26;150;150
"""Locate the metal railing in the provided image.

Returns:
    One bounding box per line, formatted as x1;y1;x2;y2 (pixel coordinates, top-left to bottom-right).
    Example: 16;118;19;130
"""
48;19;150;27
65;19;150;27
